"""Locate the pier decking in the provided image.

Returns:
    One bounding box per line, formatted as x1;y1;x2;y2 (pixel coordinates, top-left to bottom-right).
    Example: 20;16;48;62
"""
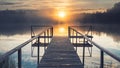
38;36;83;68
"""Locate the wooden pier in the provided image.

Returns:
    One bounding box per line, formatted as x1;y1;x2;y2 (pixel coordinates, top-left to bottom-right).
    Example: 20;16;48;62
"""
1;26;120;68
38;36;83;68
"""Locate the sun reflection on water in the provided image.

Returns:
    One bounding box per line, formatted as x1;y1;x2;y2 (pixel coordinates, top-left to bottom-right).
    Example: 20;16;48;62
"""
59;27;65;33
53;24;68;36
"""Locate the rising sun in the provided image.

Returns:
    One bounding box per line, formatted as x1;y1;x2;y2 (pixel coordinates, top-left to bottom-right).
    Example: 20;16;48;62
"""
58;11;66;18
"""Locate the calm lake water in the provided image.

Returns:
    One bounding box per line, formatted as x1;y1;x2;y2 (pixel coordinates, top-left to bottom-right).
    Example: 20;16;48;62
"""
0;24;120;68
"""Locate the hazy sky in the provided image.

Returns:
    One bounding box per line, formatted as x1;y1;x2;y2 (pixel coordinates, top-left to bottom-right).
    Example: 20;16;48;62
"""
0;0;120;9
0;0;120;35
0;0;120;14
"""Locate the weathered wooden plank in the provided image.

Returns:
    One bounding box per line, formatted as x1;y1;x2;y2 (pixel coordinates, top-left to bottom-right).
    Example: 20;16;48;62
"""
32;43;49;47
72;43;93;47
38;36;83;68
32;36;52;38
69;36;93;38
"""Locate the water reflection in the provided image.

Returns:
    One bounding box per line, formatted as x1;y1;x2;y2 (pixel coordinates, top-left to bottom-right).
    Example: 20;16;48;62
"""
92;24;120;42
0;24;120;53
0;24;120;68
53;24;68;36
73;24;120;67
0;34;30;53
77;24;120;55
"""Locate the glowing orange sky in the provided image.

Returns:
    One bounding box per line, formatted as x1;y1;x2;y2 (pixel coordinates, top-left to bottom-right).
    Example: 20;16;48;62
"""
0;0;119;13
0;0;119;21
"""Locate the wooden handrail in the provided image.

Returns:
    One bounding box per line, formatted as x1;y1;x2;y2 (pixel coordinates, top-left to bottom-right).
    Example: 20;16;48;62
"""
0;27;53;66
69;26;120;62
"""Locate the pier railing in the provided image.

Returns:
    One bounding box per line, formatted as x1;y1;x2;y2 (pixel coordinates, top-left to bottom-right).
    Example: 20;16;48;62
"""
68;26;120;68
0;26;53;68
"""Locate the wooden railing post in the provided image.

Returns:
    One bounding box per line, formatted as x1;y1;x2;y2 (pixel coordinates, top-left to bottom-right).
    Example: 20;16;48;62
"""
37;37;40;65
51;27;53;37
47;29;49;43
50;27;53;41
68;27;70;37
0;27;53;68
76;32;78;43
100;50;104;68
72;29;74;43
44;32;46;51
83;38;85;66
76;32;78;52
68;26;120;67
18;49;22;68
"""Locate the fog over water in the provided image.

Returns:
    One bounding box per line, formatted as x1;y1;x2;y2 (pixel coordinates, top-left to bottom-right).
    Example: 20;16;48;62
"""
0;1;120;68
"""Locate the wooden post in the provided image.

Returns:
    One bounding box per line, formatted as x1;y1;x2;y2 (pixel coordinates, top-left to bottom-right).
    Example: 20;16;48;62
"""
68;27;70;37
50;27;53;41
83;38;85;66
76;32;78;52
72;29;74;43
18;49;22;68
91;47;92;57
37;37;40;65
76;32;78;43
44;32;46;44
51;27;53;37
44;32;46;51
100;50;104;68
47;29;49;43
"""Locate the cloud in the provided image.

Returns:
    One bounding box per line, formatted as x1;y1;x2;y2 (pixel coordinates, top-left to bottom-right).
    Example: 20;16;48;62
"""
0;0;119;11
0;1;21;5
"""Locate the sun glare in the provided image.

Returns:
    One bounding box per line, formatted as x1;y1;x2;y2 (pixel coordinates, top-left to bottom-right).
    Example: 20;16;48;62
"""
59;27;65;33
58;11;66;18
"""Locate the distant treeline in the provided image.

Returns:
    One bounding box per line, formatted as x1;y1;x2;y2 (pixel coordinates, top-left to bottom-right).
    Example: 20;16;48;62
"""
0;10;54;35
0;10;54;26
79;2;120;24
